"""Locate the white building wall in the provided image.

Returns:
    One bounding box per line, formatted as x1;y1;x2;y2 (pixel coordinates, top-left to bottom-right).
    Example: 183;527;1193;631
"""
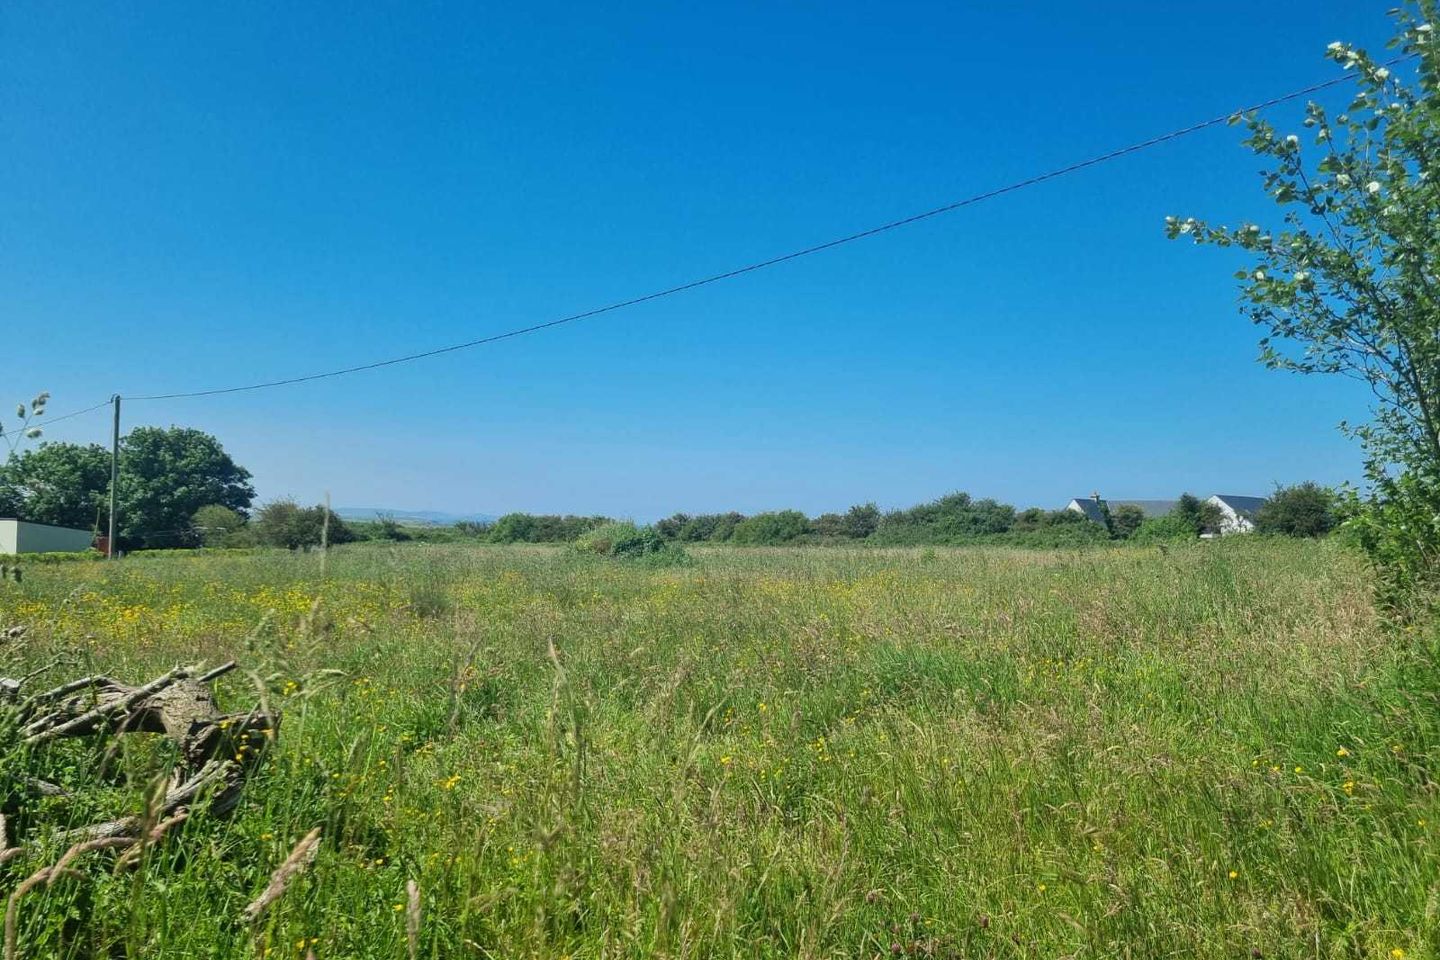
1;520;94;553
1205;497;1255;535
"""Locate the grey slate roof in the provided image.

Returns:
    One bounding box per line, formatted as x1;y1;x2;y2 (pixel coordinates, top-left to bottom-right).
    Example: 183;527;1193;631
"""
1211;494;1267;518
1069;498;1177;523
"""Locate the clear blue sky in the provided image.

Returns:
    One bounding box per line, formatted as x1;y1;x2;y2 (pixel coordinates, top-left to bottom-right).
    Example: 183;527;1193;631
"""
4;2;1397;519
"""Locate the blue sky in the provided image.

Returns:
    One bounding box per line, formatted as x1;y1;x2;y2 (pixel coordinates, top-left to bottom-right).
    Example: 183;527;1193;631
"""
3;2;1399;519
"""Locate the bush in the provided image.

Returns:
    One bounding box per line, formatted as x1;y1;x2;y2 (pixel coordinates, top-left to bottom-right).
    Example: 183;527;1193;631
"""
1109;504;1146;540
1345;471;1440;612
253;500;355;550
1000;522;1111;547
1130;514;1197;544
1255;482;1339;538
731;510;810;545
871;493;1015;545
809;503;882;541
487;513;611;544
575;521;691;565
1173;493;1224;537
0;550;101;564
679;513;745;542
192;504;248;547
454;520;491;538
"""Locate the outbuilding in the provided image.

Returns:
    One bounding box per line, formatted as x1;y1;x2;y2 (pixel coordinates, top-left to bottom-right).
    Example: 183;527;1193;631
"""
0;519;96;554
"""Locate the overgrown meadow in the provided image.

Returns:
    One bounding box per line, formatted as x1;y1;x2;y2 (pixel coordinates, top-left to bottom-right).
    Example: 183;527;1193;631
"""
1;540;1437;958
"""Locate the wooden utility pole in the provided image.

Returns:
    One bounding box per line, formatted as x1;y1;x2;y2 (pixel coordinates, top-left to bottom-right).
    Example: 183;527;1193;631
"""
108;394;120;559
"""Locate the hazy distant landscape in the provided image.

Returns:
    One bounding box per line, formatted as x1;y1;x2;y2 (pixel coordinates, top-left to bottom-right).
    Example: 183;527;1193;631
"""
334;507;499;527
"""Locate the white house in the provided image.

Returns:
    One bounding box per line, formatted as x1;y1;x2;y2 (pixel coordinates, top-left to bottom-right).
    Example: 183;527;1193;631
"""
0;519;95;554
1205;495;1267;535
1066;492;1268;536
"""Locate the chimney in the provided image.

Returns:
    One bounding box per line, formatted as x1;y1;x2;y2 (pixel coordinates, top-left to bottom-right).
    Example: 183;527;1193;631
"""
1091;491;1101;503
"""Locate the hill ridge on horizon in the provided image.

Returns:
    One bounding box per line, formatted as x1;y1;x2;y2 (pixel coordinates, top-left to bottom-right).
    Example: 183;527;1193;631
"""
334;507;498;526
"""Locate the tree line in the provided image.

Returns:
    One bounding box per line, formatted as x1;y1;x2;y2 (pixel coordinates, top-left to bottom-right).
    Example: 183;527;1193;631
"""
0;424;1344;552
475;485;1339;547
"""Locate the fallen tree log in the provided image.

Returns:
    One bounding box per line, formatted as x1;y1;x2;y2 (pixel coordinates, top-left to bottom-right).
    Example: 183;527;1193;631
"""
2;659;277;843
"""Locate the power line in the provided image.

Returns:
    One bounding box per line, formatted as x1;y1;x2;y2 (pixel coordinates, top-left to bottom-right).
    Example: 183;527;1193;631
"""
103;53;1404;401
32;399;112;427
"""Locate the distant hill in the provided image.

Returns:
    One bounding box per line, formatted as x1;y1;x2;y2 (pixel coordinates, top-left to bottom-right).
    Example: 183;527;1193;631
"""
334;507;497;527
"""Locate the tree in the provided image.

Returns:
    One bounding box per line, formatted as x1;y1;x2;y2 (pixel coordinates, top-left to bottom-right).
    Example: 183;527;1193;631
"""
1169;5;1440;596
809;512;848;539
0;442;110;530
678;512;745;542
0;426;252;548
654;513;689;540
1109;504;1146;540
116;427;254;548
871;492;1016;545
253;500;353;549
192;504;249;547
485;513;610;543
841;502;881;539
731;510;810;545
1255;482;1340;537
1172;494;1223;537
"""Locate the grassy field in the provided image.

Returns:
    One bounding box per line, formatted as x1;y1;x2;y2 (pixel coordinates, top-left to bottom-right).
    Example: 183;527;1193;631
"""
1;539;1437;958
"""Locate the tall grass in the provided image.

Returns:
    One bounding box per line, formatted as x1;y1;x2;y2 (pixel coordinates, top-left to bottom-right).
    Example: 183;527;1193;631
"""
0;539;1436;958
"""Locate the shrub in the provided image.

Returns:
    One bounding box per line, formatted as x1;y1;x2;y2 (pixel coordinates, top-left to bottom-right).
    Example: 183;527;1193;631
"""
678;513;745;542
732;510;810;545
871;493;1015;545
374;514;413;542
1001;522;1110;547
253;500;355;549
1344;471;1440;612
1130;514;1197;544
1255;483;1339;538
575;521;690;565
487;513;610;544
0;550;101;564
1109;504;1146;540
1173;494;1224;536
454;520;491;538
841;503;881;539
810;503;882;541
192;504;248;547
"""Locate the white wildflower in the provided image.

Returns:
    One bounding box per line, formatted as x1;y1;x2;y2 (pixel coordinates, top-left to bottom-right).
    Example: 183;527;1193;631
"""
1327;41;1345;52
1336;173;1352;187
1419;23;1434;32
1367;181;1382;194
1293;271;1310;282
1254;270;1266;281
1285;134;1299;147
1376;67;1391;80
